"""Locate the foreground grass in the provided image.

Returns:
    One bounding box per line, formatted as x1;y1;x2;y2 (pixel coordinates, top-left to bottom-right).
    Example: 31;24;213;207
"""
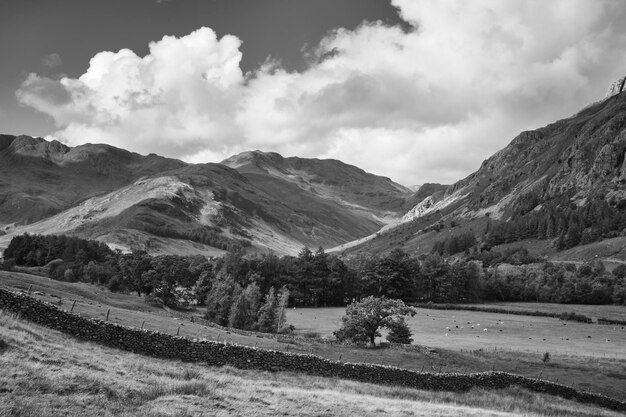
0;311;623;417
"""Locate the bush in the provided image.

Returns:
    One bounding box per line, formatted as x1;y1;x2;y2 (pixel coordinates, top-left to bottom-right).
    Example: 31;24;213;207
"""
612;264;626;279
0;258;15;271
559;311;591;323
386;318;413;344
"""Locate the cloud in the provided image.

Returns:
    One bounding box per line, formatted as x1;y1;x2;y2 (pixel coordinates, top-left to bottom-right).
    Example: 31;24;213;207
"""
42;53;63;68
18;27;244;158
16;1;626;186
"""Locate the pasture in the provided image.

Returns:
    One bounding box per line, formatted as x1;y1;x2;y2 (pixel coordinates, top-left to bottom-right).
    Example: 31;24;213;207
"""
287;306;626;359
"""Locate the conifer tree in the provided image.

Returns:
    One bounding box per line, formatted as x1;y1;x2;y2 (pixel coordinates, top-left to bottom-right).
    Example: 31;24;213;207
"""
257;287;278;332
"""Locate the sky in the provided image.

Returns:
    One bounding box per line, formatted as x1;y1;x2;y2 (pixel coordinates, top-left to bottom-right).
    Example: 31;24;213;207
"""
2;0;626;186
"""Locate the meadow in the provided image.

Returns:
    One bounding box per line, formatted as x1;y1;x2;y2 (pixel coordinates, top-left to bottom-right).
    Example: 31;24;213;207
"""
287;306;626;358
1;310;623;417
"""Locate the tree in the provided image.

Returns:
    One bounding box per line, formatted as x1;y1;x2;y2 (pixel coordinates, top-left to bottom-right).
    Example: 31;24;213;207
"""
193;267;215;305
333;296;415;346
257;287;278;332
204;276;238;326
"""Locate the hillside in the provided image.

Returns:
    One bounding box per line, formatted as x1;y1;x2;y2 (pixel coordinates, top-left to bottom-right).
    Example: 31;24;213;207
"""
0;135;186;226
222;150;412;214
336;87;626;258
2;309;622;417
0;139;414;256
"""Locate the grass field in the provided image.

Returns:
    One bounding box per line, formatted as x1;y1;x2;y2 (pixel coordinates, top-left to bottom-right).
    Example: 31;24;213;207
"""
2;270;626;400
1;311;623;417
287;306;626;358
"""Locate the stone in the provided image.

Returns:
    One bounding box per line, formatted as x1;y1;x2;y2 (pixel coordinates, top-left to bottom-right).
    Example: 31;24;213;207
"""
606;76;626;98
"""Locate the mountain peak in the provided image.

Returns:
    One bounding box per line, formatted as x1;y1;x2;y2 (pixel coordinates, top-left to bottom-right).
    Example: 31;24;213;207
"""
7;135;70;161
221;150;284;169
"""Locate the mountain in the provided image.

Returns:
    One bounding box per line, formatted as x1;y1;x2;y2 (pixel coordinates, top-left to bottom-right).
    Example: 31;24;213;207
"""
221;150;412;214
0;139;413;256
0;135;186;225
335;83;626;259
4;79;624;260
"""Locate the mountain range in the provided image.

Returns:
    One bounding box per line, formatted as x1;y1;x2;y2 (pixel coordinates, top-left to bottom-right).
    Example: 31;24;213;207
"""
0;136;414;256
1;80;625;261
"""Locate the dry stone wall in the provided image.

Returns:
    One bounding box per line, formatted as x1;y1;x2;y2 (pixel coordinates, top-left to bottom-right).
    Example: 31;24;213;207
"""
0;288;624;412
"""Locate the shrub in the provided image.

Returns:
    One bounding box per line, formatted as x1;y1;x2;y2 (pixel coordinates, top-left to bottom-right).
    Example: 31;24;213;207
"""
386;318;413;344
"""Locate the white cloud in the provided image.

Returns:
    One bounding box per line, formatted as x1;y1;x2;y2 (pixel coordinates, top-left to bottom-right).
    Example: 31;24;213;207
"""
16;1;626;185
18;27;245;158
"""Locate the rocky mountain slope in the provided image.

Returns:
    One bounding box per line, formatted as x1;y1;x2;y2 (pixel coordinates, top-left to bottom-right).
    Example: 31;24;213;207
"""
0;135;186;225
335;82;626;258
0;138;412;256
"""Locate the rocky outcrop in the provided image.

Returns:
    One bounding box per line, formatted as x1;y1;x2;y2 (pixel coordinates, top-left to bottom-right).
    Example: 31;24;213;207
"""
606;76;626;98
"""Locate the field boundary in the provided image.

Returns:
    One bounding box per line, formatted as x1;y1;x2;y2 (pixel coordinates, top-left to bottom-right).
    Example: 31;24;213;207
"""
411;303;603;323
1;288;625;412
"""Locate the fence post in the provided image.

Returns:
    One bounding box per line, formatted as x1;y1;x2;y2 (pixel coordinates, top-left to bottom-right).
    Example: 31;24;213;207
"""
141;321;145;330
27;285;32;295
70;300;76;312
106;309;110;321
177;326;181;336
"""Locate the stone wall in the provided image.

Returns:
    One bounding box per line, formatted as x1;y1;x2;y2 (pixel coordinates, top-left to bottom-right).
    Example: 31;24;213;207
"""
0;288;624;412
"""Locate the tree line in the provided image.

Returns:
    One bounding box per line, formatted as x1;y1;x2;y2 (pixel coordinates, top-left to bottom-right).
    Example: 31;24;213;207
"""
3;234;625;311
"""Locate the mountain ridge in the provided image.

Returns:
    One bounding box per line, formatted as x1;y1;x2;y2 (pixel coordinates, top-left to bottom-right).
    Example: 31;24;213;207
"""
1;138;414;255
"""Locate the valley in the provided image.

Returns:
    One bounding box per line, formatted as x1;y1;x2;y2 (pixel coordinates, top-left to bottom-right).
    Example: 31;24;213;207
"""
0;62;625;417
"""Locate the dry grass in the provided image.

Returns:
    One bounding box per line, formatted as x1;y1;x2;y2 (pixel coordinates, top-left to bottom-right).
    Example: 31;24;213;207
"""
0;310;623;417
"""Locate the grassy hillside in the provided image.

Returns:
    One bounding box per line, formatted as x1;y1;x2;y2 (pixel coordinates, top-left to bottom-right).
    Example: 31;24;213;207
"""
1;309;623;416
2;271;625;401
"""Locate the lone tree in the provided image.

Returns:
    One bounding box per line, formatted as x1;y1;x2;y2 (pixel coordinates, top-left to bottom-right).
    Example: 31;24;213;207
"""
334;296;415;346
